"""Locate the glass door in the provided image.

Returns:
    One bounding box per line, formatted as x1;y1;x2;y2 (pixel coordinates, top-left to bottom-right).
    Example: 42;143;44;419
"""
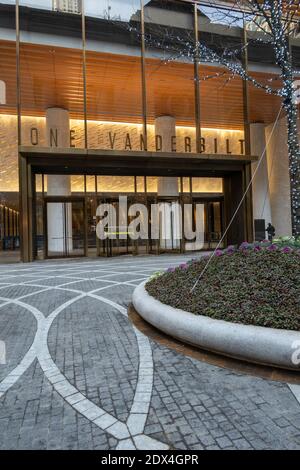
207;201;224;249
45;198;86;258
156;198;182;253
96;197;135;257
185;198;224;251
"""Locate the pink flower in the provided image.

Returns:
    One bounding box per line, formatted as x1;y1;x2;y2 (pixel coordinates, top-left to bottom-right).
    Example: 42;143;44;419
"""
267;244;277;251
239;241;250;250
282;246;292;253
215;249;223;257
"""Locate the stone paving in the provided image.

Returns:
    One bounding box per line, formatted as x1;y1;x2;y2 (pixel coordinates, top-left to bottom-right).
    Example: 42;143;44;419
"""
0;255;300;450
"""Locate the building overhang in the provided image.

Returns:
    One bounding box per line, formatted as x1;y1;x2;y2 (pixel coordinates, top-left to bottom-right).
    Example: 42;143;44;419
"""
19;146;257;177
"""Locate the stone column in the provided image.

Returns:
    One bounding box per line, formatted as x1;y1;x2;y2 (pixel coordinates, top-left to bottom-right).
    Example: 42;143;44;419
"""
250;123;272;238
46;107;73;255
154;116;181;249
265;116;292;237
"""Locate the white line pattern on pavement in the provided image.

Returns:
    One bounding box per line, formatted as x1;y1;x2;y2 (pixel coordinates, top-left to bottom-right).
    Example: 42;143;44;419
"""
1;255;299;450
0;259;185;449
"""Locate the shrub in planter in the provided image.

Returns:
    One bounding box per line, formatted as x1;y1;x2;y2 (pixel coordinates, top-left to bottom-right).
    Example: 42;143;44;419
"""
273;236;300;250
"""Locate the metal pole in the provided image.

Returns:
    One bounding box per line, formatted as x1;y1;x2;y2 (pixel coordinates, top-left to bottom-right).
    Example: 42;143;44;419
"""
81;0;88;150
16;0;27;261
16;0;21;146
140;1;148;151
242;15;253;242
193;3;201;154
242;16;251;156
82;1;89;257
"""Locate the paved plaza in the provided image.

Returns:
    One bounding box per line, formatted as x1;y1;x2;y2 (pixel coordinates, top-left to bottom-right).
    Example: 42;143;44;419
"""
0;255;300;450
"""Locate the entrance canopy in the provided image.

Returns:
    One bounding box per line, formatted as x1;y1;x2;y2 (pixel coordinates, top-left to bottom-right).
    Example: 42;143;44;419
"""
19;146;258;176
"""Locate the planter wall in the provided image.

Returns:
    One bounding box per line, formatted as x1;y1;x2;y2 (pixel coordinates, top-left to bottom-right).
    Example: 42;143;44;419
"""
132;282;300;370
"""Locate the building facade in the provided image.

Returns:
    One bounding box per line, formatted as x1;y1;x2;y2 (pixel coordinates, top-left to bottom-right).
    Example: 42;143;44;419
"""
53;0;82;14
0;0;299;261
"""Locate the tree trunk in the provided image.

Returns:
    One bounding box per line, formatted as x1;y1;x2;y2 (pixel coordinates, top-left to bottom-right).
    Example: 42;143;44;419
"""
272;10;300;237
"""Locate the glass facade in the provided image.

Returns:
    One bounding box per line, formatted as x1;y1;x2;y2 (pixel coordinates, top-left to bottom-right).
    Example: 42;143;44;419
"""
19;0;85;148
12;0;256;154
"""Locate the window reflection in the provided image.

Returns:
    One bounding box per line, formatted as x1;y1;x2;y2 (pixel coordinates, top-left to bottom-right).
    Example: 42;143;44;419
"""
192;178;223;193
97;176;135;193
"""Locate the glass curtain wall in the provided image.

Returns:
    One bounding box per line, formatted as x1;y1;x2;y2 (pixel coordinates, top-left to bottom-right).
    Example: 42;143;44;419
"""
13;0;257;160
0;1;20;259
197;3;246;152
85;0;143;153
244;10;283;127
144;0;196;149
84;1;143;255
143;0;195;251
19;0;84;149
2;1;262;260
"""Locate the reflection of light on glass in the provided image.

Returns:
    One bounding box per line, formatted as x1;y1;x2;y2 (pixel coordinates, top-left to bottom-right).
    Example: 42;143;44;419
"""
0;80;6;105
71;175;85;192
192;177;223;193
97;176;135;193
158;202;181;250
53;0;82;14
146;176;158;193
19;0;52;11
185;203;205;251
85;0;142;21
198;5;243;28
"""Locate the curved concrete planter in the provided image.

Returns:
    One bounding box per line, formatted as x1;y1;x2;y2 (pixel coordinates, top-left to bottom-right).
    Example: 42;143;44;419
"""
132;282;300;370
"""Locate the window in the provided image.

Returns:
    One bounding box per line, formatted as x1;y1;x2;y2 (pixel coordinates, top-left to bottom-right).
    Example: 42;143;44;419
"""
53;0;82;14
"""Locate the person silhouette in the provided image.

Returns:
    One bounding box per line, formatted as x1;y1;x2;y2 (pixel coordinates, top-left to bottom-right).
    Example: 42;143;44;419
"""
266;223;275;242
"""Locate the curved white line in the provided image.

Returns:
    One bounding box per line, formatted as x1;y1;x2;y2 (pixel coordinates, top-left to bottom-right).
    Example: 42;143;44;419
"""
0;266;171;449
38;289;168;448
0;298;43;398
34;294;131;440
88;292;154;434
